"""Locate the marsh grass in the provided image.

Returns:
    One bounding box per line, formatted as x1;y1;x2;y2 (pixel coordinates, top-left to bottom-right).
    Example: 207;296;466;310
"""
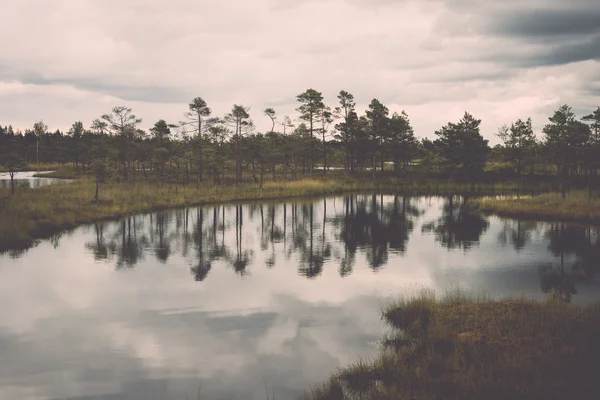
304;291;600;400
0;177;355;250
32;164;81;179
0;168;553;252
473;190;600;224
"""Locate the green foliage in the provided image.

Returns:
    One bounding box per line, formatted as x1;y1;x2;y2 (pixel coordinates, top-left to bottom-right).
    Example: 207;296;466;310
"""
264;108;276;133
150;119;173;143
543;105;592;171
434;112;490;173
388;111;418;171
297;89;325;130
4;152;27;174
497;117;537;175
92;161;108;182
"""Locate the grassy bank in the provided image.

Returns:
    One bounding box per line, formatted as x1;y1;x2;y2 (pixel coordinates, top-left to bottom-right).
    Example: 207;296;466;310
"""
32;164;81;179
0;177;357;251
472;190;600;224
0;169;551;252
305;293;600;400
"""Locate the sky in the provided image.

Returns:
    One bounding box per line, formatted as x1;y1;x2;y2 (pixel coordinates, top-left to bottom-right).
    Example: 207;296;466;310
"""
1;0;599;144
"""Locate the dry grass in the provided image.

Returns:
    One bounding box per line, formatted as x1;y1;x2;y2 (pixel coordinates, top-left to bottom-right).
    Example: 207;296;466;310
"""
473;190;600;224
0;177;362;250
304;292;600;400
0;166;554;251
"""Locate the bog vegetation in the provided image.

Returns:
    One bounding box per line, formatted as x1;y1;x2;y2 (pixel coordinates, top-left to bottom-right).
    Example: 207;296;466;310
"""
304;292;600;400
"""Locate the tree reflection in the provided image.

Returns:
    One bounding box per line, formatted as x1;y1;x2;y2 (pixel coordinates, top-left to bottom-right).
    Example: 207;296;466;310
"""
422;196;489;250
333;194;420;273
154;212;171;263
229;205;252;276
298;203;326;279
498;220;538;252
7;194;591;302
190;207;211;281
85;223;109;260
114;217;145;269
539;223;600;302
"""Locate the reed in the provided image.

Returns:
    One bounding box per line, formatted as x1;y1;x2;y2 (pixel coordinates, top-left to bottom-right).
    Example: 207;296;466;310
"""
473;190;600;224
0;169;553;251
304;291;600;400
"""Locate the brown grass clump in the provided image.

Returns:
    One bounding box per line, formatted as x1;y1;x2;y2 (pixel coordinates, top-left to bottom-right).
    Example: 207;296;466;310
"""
304;292;600;400
473;191;600;224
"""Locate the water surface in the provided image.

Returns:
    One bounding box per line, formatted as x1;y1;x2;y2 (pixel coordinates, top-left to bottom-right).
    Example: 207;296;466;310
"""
0;171;70;189
1;195;599;400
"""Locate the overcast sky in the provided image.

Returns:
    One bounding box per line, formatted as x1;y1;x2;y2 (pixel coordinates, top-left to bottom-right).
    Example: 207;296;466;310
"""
1;0;599;144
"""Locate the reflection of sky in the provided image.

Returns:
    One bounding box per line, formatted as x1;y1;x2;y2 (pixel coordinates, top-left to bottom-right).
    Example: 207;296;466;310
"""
0;196;599;399
0;171;70;189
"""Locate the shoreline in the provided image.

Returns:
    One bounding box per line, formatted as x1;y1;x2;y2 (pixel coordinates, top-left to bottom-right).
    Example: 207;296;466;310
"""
471;191;600;226
304;293;600;400
0;172;570;253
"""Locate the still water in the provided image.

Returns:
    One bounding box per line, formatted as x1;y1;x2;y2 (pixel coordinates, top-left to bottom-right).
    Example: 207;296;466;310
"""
1;195;599;400
0;171;70;189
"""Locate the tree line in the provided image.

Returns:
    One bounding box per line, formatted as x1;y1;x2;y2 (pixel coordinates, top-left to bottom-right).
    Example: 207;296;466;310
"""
1;88;599;190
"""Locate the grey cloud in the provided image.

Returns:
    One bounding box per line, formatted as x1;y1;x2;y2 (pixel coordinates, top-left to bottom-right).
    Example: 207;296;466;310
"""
486;9;600;39
433;1;600;67
410;68;515;84
1;0;599;137
486;35;600;68
584;74;600;97
586;86;600;98
5;73;193;104
38;78;192;104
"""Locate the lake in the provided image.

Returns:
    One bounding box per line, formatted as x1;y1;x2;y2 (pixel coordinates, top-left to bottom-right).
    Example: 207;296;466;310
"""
1;194;599;400
0;171;70;189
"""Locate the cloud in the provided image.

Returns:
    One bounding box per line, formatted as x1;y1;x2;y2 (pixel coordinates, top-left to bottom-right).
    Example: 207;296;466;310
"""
486;9;600;38
0;0;598;142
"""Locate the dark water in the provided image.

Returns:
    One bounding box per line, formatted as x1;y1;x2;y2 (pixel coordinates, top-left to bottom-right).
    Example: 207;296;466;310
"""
1;195;600;400
0;171;70;189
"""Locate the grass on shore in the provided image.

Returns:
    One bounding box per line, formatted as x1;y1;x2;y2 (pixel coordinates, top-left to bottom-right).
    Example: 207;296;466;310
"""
0;167;549;252
472;190;600;224
304;292;600;400
32;164;81;179
0;177;359;250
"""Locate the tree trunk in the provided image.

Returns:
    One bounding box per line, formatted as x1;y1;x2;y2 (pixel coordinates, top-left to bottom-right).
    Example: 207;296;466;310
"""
260;168;265;189
371;155;376;180
323;130;327;177
293;153;298;180
309;115;314;177
9;172;15;195
235;138;242;184
198;118;203;183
